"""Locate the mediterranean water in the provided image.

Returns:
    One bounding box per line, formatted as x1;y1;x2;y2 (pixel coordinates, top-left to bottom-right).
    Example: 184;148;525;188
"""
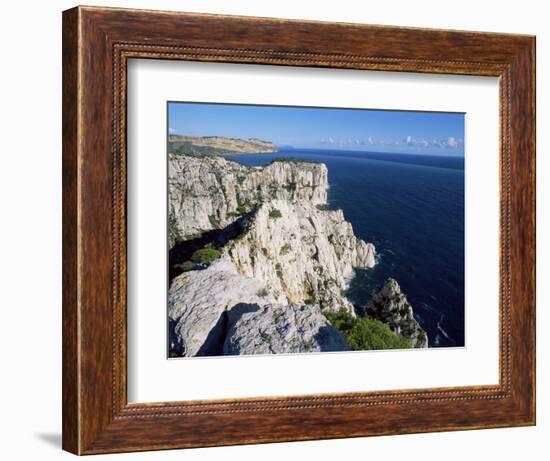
225;149;465;347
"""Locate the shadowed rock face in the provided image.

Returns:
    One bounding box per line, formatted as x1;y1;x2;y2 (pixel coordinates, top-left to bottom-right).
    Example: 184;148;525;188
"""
365;278;428;348
168;256;277;357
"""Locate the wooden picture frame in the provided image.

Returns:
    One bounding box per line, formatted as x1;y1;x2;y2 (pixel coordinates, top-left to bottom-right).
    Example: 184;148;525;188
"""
62;5;536;455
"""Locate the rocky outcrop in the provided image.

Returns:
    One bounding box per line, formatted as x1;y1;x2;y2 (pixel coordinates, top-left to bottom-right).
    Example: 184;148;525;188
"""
169;135;278;155
223;303;350;355
365;278;428;348
169;154;373;314
168;155;328;246
168;256;277;357
168;256;350;356
226;199;375;313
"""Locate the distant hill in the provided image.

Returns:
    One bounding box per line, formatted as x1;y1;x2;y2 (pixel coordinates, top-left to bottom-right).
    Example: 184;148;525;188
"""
168;135;278;155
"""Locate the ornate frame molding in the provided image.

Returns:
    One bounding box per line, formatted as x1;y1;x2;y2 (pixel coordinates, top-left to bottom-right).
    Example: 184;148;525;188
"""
63;6;535;454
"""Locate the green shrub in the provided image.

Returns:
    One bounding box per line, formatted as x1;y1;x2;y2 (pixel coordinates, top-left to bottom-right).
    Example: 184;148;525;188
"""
191;247;222;264
235;195;252;214
275;263;283;280
168;213;183;243
256;288;268;297
269;208;282;219
175;260;195;272
324;308;411;350
280;244;292;256
208;214;220;228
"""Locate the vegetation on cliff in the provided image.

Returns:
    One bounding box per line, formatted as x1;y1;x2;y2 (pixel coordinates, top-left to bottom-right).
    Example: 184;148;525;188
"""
324;308;411;350
191;247;222;264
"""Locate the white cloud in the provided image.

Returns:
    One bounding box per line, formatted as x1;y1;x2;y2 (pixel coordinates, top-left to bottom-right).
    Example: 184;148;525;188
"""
319;134;462;151
445;136;458;148
168;127;176;134
402;135;463;150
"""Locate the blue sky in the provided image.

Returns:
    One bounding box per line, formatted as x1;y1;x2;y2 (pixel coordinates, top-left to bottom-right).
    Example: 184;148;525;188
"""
168;102;464;155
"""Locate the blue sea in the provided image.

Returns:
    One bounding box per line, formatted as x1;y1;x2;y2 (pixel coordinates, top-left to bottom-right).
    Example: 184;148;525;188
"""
225;149;465;348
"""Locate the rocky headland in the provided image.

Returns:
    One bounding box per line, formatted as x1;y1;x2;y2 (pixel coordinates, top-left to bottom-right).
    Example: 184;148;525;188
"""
168;151;427;356
169;135;278;157
365;278;428;348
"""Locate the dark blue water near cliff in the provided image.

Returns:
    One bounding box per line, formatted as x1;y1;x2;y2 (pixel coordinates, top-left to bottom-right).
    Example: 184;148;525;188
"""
225;149;465;347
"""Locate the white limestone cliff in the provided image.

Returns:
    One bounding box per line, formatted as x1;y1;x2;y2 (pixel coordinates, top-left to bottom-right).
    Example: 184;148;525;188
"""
168;154;328;246
167;153;426;356
225;199;375;312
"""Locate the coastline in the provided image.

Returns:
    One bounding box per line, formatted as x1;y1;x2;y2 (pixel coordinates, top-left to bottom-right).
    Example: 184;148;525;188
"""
225;148;465;348
168;151;430;355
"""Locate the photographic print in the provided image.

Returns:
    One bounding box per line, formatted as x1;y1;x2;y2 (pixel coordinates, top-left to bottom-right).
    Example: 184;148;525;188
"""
167;102;465;358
